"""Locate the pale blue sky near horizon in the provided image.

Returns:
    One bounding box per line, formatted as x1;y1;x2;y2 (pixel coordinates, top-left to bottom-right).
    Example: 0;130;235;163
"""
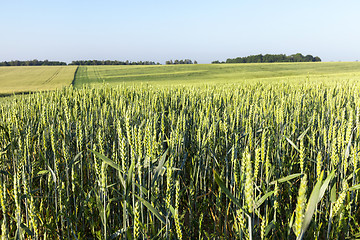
1;0;359;64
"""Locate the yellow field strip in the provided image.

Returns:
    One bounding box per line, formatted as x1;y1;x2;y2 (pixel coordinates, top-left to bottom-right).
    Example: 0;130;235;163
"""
0;66;78;94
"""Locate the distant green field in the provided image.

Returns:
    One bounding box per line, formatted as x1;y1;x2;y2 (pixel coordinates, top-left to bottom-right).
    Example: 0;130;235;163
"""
1;63;360;95
73;62;360;87
0;66;78;95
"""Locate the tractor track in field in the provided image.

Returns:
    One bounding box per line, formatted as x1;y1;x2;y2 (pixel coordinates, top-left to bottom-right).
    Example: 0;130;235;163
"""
43;67;62;85
70;66;79;86
93;66;104;83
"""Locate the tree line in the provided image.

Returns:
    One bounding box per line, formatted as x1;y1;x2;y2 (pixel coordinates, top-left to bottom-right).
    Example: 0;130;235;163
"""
212;53;321;64
0;59;67;66
0;59;161;66
69;60;161;65
165;59;197;65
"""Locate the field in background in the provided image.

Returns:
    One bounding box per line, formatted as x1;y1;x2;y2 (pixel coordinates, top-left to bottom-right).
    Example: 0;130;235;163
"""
0;66;78;95
73;62;360;87
1;63;360;95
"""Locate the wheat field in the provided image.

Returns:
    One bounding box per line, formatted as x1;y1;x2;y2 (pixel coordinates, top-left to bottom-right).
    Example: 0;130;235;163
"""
1;76;360;239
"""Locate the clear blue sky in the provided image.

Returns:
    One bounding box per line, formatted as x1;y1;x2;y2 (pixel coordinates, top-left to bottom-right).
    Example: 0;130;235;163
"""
1;0;360;63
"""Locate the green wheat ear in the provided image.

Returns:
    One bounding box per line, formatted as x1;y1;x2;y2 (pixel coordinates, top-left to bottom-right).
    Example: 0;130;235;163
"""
294;174;307;237
245;150;254;213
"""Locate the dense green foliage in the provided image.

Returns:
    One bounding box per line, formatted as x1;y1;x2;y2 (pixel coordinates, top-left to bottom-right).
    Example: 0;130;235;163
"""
165;59;197;65
1;80;360;239
0;60;67;67
212;53;321;64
